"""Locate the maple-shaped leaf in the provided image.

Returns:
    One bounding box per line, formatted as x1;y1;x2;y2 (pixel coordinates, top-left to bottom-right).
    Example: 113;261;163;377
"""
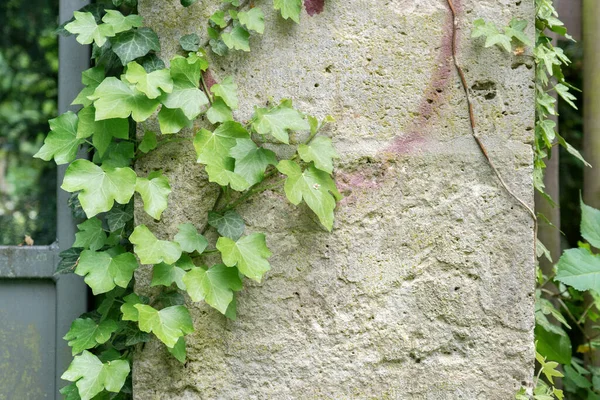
208;210;245;240
222;24;250;52
61;350;130;400
238;8;265;34
111;27;161;65
61;159;137;218
159;55;208;120
64;318;118;355
101;9;143;34
72;66;105;107
251;99;310;144
216;233;272;282
205;156;251;191
75;250;138;295
135;304;194;348
151;256;193;290
277;160;341;231
89;77;160;122
174;223;208;254
183;264;242;314
471;19;512;52
123;61;173;99
210;76;238;109
274;0;302;23
129;225;182;265
121;293;143;322
34;111;83;165
65;11;115;47
297;136;338;173
194;122;249;164
73;217;107;251
230;138;277;185
76;106;129;156
135;171;172;220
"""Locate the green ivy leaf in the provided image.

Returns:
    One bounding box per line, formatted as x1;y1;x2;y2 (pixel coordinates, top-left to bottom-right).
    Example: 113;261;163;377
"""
139;130;157;153
194;122;249;165
34;111;83;165
159;56;209;120
123;61;173;99
210;11;227;28
251;100;310;144
504;18;532;47
274;0;302;23
581;199;600;249
76;106;129;156
158;107;192;134
230;138;277;185
135;171;172;220
62;159;137;218
56;247;84;275
174;223;208;253
59;383;80;400
205;157;250;191
73;66;105;107
64;318;118;355
179;33;201;51
183;264;242;314
167;337;187;363
277;160;341;231
101;10;143;34
471;19;512;53
151;262;187;290
207;210;245;240
297;136;338;174
76;250;138;295
210;76;238;109
61;350;130;400
65;11;115;47
140;53;166;73
89;77;160;122
206;98;233;124
135;304;194;348
121;293;142;321
73;218;107;251
129;225;182;265
238;8;265;34
555;247;600;293
111;27;161;65
222;25;250;52
216;233;272;282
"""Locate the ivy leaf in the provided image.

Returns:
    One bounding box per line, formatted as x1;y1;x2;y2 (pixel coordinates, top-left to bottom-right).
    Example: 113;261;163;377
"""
205;157;251;191
73;66;105;107
155;291;186;307
62;159;137;218
111;27;161;65
555;247;600;293
216;233;272;282
158;107;192;134
277;160;341;231
210;11;227;28
135;171;172;220
140;53;166;73
73;218;107;251
222;25;250;52
159;56;209;120
56;247;84;275
93;142;135;169
124;61;173;99
251;100;310;144
238;8;265;34
194;122;249;165
89;77;160;122
179;33;201;52
504;18;532;47
64;318;118;355
208;210;245;240
211;76;238;109
151;262;187;290
206;98;233;124
65;11;115;47
76;250;138;295
471;19;512;53
297;136;338;173
167;337;187;363
183;264;242;314
59;383;80;400
61;350;130;400
76;106;129;156
135;304;194;348
139;130;157;153
121;293;142;321
129;225;182;265
101;10;143;34
34;111;83;165
581;199;600;249
174;223;208;253
230;138;277;185
274;0;302;23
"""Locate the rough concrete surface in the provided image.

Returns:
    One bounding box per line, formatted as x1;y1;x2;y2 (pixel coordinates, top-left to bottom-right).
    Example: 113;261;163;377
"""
134;0;536;398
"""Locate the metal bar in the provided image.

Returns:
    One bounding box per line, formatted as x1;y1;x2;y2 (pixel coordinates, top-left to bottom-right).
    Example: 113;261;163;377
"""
55;0;90;397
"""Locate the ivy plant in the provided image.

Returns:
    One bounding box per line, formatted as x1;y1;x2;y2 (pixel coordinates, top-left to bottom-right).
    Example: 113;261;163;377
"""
41;2;339;399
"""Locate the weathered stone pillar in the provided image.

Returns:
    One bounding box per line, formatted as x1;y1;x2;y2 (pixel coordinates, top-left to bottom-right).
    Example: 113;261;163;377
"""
134;0;535;398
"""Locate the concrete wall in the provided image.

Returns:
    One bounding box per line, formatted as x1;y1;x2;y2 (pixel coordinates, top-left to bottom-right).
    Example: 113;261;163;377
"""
134;0;536;398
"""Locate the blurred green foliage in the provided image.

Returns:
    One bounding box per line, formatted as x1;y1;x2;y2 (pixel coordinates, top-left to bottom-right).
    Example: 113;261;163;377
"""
0;0;59;245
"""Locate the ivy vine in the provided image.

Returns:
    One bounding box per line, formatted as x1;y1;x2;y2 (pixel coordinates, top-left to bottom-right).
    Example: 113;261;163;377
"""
40;1;339;399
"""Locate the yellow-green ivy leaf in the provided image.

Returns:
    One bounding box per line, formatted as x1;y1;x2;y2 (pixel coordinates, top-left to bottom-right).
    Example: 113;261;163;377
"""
34;111;83;165
135;171;172;220
129;225;182;265
135;304;194;348
64;318;118;355
65;11;115;47
75;250;138;295
183;264;242;314
216;233;272;282
274;0;302;23
89;77;160;122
